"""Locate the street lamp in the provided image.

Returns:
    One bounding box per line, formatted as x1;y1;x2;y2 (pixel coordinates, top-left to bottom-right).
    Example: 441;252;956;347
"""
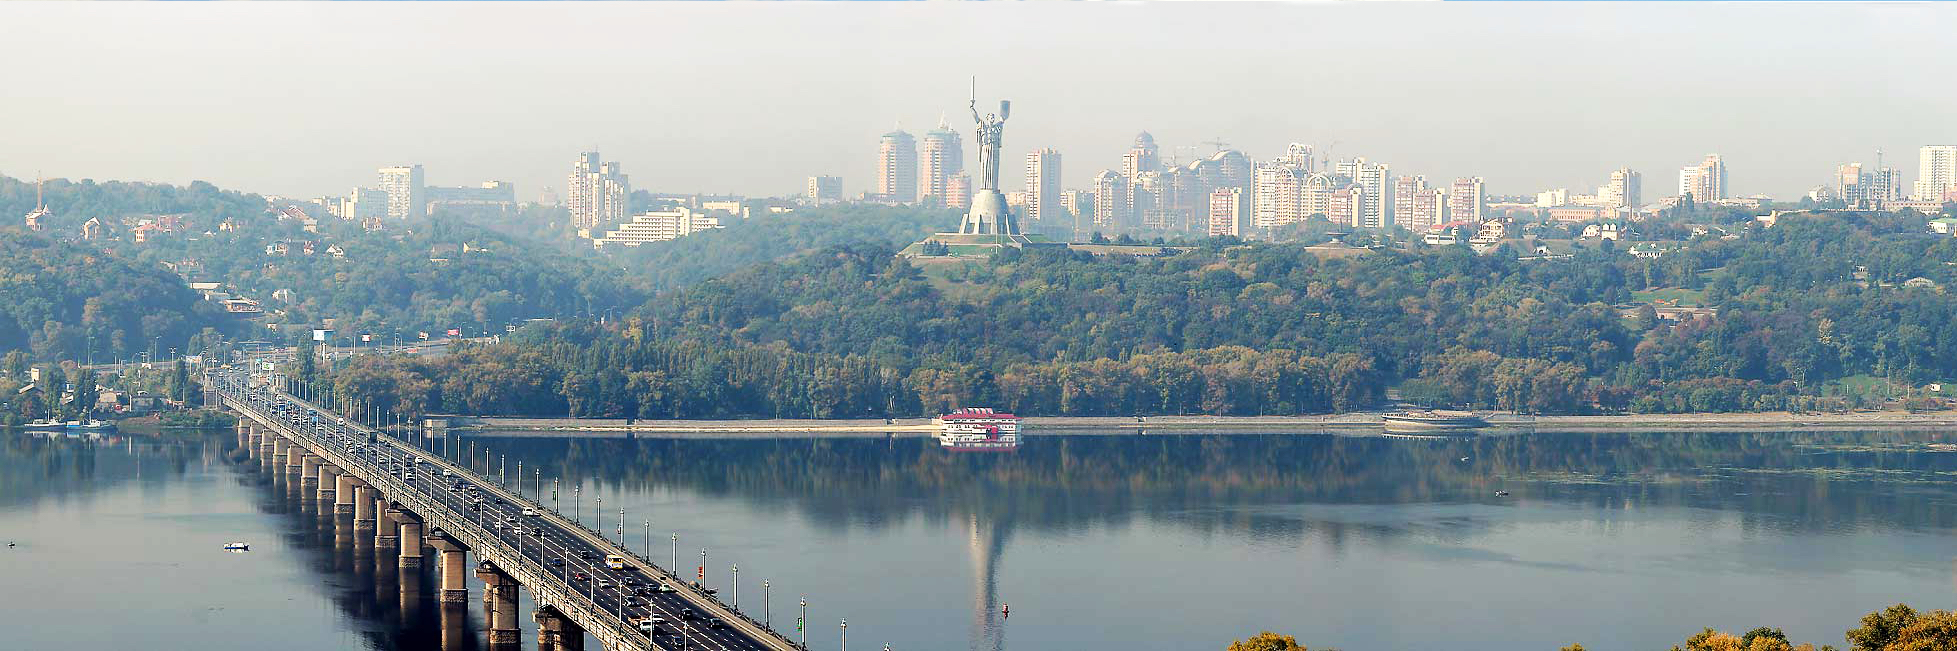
732;564;739;609
764;579;771;627
618;508;624;544
799;597;807;647
575;486;582;525
643;521;651;560
671;533;679;574
841;618;847;651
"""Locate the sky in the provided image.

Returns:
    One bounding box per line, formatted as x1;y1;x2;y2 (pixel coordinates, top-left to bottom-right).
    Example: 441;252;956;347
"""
2;2;1952;203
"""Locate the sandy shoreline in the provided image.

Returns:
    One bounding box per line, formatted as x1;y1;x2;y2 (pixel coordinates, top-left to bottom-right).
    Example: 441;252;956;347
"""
441;410;1957;439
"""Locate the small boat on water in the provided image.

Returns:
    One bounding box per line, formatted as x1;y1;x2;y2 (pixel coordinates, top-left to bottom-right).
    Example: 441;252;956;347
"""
21;419;67;431
223;542;250;551
67;420;117;433
1381;410;1489;434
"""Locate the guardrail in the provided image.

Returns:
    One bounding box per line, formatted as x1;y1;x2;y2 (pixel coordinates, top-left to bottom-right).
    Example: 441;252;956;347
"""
219;386;654;651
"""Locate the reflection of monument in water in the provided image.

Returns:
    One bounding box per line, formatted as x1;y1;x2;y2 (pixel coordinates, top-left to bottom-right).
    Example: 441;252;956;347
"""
968;512;1012;651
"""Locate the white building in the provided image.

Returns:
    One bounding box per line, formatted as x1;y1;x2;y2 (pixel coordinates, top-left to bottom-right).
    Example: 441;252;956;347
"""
567;152;630;231
1024;149;1063;226
591;207;722;248
341;187;389;222
377;165;425;219
1334;158;1391;228
1208;186;1248;237
1449;177;1486;224
1916;146;1957;201
920;124;963;204
876;130;918;204
1252;162;1306;228
1678;154;1727;202
1607;168;1641;210
806;176;843;206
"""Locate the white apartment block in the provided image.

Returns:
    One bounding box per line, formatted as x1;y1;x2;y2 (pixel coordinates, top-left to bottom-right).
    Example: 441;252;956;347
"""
591;207;722;249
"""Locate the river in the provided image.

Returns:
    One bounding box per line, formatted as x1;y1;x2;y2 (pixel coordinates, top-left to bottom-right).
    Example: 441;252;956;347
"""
4;429;1955;650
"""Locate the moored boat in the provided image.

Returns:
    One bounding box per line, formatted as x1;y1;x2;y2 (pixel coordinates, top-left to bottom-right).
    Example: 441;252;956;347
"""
933;408;1021;451
1381;410;1488;434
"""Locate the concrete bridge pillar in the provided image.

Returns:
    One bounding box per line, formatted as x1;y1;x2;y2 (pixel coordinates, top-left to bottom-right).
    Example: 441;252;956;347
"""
317;465;341;503
258;435;275;469
375;503;401;553
475;564;522;646
334;475;358;514
353;485;378;533
430;537;471;604
273;437;291;464
535;606;585;651
398;518;426;570
286;444;306;476
301;455;321;487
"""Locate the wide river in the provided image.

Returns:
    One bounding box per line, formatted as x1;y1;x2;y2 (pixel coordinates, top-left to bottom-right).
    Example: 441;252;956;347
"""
4;429;1956;650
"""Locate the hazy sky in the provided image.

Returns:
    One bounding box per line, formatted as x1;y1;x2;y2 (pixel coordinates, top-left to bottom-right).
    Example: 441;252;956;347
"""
3;2;1953;202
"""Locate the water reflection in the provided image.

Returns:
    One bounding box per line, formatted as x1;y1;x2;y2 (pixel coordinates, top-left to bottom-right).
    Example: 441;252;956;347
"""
9;428;1957;651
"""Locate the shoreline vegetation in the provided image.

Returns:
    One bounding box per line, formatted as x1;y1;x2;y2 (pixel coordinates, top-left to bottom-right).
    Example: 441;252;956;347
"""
440;408;1957;439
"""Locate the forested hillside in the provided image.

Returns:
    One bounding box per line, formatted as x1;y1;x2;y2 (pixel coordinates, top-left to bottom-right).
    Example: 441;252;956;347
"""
615;204;953;292
0;231;230;360
322;210;1957;418
0;176;266;231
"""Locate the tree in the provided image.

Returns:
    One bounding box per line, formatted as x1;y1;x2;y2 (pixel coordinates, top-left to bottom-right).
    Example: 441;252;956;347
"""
1225;632;1308;651
73;368;99;418
1846;604;1957;651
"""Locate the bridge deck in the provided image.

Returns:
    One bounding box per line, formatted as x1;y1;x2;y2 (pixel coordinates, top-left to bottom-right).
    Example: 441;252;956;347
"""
214;371;806;651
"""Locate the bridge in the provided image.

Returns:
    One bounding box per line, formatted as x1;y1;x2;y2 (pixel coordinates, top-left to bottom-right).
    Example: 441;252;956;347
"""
210;368;809;651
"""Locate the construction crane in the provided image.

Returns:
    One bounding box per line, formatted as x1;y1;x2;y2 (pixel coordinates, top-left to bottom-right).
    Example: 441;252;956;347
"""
1320;140;1340;170
1200;138;1231;154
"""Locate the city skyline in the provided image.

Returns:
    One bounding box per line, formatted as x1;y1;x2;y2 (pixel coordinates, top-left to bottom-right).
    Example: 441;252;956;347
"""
3;3;1955;203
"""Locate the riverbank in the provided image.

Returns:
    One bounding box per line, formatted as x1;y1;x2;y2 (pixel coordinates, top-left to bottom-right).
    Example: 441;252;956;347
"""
440;409;1957;439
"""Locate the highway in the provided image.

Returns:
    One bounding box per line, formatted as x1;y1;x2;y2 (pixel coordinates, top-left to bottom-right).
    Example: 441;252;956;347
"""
212;368;800;651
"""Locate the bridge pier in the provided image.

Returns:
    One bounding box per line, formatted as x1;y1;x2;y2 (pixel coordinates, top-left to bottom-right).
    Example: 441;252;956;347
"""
475;563;522;646
353;484;378;533
535;606;585;651
334;475;358;514
272;437;291;467
301;455;321;488
258;434;275;470
317;465;341;503
398;518;425;570
376;500;401;552
285;443;306;477
430;537;471;604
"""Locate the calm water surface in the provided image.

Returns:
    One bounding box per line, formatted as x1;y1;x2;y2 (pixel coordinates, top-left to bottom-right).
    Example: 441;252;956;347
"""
5;429;1957;650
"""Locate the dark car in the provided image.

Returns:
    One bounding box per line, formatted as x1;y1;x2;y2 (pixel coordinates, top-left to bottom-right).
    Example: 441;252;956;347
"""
572;572;589;581
708;618;724;629
680;608;696;621
549;559;565;567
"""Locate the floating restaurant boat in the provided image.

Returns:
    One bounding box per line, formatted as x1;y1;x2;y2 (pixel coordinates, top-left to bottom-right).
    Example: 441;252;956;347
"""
223;542;250;551
933;408;1021;452
1381;410;1489;434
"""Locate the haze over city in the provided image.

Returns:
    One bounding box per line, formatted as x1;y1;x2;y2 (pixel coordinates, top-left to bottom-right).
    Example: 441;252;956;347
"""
5;2;1954;201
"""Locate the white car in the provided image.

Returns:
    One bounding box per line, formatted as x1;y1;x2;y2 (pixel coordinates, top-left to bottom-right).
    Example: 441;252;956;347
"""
522;508;539;517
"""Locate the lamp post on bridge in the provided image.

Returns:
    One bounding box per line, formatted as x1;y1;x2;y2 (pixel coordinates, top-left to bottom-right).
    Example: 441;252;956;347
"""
643;521;650;562
671;533;679;574
799;597;807;647
732;564;739;610
841;618;847;651
574;486;581;526
764;579;771;627
617;508;624;545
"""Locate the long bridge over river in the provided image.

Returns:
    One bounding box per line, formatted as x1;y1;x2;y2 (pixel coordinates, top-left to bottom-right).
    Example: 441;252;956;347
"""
210;368;809;651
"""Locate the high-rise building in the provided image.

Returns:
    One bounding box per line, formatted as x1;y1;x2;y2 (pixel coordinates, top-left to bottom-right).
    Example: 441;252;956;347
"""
806;176;843;206
1025;149;1064;225
1328;186;1364;226
1062;189;1094;239
1136;171;1175;230
567;152;631;231
1092;170;1130;229
1607;168;1642;210
1336;158;1391;228
1123;132;1160;179
877;130;919;204
342;187;389;222
1278;143;1315;174
1301;173;1337;220
1394;175;1444;231
920;124;964;205
1208;187;1248;238
1916;146;1957;201
1253;162;1306;228
945;174;972;210
1448;177;1486;223
377;165;425;219
1677;154;1727;202
426;181;516;214
591;206;722;249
